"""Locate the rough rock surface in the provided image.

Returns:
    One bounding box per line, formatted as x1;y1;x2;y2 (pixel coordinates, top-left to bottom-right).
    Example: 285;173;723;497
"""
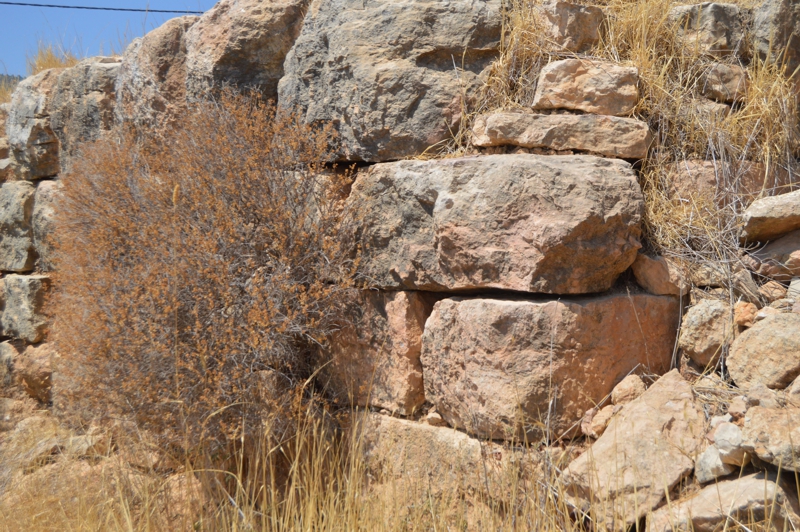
678;299;732;367
532;59;638;116
631;254;689;296
747;229;800;281
278;0;502;162
6;69;63;180
0;181;36;273
421;293;680;439
14;344;53;403
472;112;652;159
611;374;646;406
753;0;800;79
349;154;644;294
0;341;18;388
562;370;705;528
701;62;747;103
538;1;603;53
694;445;736;483
734;301;757;327
31;180;63;272
669;3;745;57
648;473;800;532
1;275;50;344
760;280;788;301
741;189;800;242
669;160;788;204
50;57;120;161
327;291;432;414
116;16;199;129
184;0;307;101
742;406;800;471
581;405;615;439
728;313;800;389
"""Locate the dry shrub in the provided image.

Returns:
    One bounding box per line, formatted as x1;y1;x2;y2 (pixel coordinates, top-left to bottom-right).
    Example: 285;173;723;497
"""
52;90;357;454
25;41;79;76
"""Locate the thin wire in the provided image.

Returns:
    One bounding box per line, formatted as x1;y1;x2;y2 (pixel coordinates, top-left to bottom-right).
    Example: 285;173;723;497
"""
0;1;203;14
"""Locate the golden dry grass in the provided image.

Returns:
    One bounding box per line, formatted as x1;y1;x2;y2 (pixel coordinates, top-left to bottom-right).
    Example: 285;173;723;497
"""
25;41;79;77
0;78;17;105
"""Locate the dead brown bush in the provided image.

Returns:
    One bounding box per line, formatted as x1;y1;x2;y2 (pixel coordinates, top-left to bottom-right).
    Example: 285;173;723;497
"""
51;90;357;455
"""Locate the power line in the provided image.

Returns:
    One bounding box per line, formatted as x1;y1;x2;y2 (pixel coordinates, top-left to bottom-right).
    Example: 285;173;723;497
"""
0;1;203;14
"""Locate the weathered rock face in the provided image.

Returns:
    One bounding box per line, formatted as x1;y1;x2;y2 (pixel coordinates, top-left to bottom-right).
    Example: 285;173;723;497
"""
694;445;736;483
116;16;199;129
753;0;800;79
669;160;789;205
701;62;747;103
669;3;745;57
648;472;800;532
15;344;53;403
472;112;652;159
0;181;36;273
31;180;62;272
743;406;800;471
562;370;706;528
420;293;680;439
631;254;689;296
49;57;120;162
747;229;800;281
741;189;800;242
278;0;502;162
678;299;732;367
0;341;18;388
1;275;50;344
349;154;644;294
611;374;646;406
728;313;800;390
6;69;63;180
538;0;604;53
532;59;639;116
327;291;432;414
184;0;307;101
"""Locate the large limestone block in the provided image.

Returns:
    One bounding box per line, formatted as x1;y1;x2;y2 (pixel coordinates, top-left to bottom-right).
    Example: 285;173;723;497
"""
631;254;689;296
669;3;745;57
472;112;652;159
116;16;199;129
1;275;50;344
327;291;432;414
185;0;307;101
0;181;36;273
562;370;706;529
647;472;800;532
31;180;62;272
349;154;644;294
532;59;639;116
742;406;800;471
728;313;800;390
747;229;800;281
278;0;502;162
753;0;800;80
420;293;680;439
50;57;120;161
741;189;800;242
538;0;603;53
6;69;63;180
678;299;733;367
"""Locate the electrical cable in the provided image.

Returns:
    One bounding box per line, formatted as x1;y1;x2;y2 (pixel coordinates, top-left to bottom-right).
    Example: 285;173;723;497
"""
0;1;203;14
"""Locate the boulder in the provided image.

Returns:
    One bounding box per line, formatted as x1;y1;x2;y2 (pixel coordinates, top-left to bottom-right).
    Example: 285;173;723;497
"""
14;344;53;403
741;189;800;243
694;445;736;483
742;406;800;471
6;69;62;180
420;293;680;439
562;370;706;528
734;301;758;327
678;299;732;367
31;180;63;272
728;313;800;389
116;16;199;130
713;421;748;465
760;279;788;301
701;62;747;103
349;154;644;294
0;181;36;273
648;472;800;532
753;0;800;80
472;112;652;159
49;57;120;162
631;254;690;296
747;229;800;281
327;291;432;414
1;275;50;343
611;374;647;406
184;0;307;101
538;0;604;53
669;3;745;57
278;0;502;162
532;59;639;116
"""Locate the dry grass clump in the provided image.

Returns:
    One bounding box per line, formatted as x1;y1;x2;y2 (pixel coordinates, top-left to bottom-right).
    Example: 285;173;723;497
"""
25;41;79;76
0;77;18;105
52;89;357;456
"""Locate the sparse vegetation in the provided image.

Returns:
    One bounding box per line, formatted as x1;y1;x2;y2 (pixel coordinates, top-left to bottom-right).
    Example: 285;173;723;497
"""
0;75;21;105
25;41;79;77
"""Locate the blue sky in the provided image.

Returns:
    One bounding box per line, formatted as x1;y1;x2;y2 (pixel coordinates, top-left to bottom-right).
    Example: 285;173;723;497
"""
0;1;218;76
